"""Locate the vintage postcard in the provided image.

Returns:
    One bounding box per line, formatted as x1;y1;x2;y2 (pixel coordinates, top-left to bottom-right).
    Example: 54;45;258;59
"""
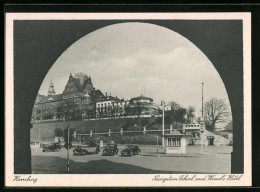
5;12;251;187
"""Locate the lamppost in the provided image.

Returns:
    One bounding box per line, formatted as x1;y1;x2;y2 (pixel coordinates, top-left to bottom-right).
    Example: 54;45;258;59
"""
63;115;72;173
67;126;70;173
202;82;204;118
161;101;165;149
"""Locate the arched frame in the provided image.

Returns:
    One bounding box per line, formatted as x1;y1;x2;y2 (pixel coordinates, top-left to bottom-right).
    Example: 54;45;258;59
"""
12;19;244;174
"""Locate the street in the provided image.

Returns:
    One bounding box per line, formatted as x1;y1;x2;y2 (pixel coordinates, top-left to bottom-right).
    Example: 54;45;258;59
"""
31;145;232;174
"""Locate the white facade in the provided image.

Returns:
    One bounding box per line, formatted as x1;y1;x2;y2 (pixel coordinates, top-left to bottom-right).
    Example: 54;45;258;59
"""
96;100;114;108
182;123;201;130
96;98;130;117
163;130;187;154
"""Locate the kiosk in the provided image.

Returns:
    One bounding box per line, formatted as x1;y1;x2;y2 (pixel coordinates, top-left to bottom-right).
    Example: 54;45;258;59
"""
163;130;186;154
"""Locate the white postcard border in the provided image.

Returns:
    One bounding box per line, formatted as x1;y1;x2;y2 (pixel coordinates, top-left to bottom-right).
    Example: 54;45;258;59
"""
5;12;252;187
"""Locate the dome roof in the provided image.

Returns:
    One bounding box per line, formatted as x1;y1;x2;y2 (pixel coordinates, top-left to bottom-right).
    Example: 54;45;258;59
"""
131;95;153;102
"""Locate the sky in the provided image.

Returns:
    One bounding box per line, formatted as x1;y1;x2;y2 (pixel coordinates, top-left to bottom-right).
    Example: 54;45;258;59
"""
38;22;231;119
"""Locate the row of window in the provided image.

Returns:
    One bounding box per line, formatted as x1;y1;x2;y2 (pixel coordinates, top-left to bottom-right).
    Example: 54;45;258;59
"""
97;102;129;107
184;124;200;128
167;138;181;147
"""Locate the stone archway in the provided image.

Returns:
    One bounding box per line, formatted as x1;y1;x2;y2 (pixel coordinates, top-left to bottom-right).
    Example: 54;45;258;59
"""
14;20;243;173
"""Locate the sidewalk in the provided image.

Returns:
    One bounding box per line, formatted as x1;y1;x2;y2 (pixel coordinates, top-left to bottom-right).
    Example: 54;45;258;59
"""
138;145;232;158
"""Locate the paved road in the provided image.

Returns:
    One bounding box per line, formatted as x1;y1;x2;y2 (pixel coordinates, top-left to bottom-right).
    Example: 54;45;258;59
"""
31;145;232;174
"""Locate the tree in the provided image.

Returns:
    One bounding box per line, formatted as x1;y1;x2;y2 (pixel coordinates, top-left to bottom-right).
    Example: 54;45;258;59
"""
168;101;180;111
166;101;186;125
96;106;102;118
136;101;142;117
104;106;108;117
124;105;129;118
56;99;82;121
203;98;230;131
186;106;195;123
107;105;113;118
175;108;187;123
42;111;54;120
114;105;119;117
110;105;115;118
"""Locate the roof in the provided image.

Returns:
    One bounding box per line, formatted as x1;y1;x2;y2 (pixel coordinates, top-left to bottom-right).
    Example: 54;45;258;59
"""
36;94;62;104
35;94;47;103
96;95;121;102
163;130;184;136
95;89;104;96
71;76;82;91
131;95;153;102
64;74;93;93
216;130;233;133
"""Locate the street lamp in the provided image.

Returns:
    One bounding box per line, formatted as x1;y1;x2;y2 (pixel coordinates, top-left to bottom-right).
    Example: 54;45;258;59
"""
161;101;165;149
202;82;204;118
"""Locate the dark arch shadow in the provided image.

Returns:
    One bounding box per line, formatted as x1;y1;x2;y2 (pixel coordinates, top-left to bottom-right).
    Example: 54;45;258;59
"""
13;20;243;174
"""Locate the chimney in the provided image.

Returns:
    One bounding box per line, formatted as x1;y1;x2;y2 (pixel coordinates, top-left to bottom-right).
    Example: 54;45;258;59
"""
106;92;107;97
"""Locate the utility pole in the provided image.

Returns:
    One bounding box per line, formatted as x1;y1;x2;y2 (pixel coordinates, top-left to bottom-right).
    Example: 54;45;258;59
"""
202;82;204;117
162;101;165;149
157;135;159;153
200;82;206;155
67;127;70;173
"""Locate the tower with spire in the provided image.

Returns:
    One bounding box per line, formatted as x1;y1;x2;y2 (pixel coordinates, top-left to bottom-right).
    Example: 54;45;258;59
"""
47;77;56;96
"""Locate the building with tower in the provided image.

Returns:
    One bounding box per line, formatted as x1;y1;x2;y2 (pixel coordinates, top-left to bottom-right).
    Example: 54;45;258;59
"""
47;77;56;96
31;72;161;123
32;72;105;122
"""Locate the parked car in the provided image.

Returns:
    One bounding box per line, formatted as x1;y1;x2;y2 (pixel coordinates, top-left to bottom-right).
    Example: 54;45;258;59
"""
73;146;89;156
121;145;141;156
102;143;118;156
42;143;61;152
95;146;100;154
82;141;99;147
73;145;100;155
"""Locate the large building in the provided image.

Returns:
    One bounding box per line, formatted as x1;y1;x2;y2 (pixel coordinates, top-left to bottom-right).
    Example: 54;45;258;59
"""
96;94;130;118
32;73;161;123
126;95;160;116
32;73;105;122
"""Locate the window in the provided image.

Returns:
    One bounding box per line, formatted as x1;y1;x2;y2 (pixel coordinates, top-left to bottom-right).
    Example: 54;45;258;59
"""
167;138;181;147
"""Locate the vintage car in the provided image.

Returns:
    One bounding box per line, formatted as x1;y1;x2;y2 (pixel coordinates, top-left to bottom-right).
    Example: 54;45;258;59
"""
73;146;89;156
73;146;100;155
82;141;99;147
42;143;61;152
102;143;118;156
121;145;141;156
